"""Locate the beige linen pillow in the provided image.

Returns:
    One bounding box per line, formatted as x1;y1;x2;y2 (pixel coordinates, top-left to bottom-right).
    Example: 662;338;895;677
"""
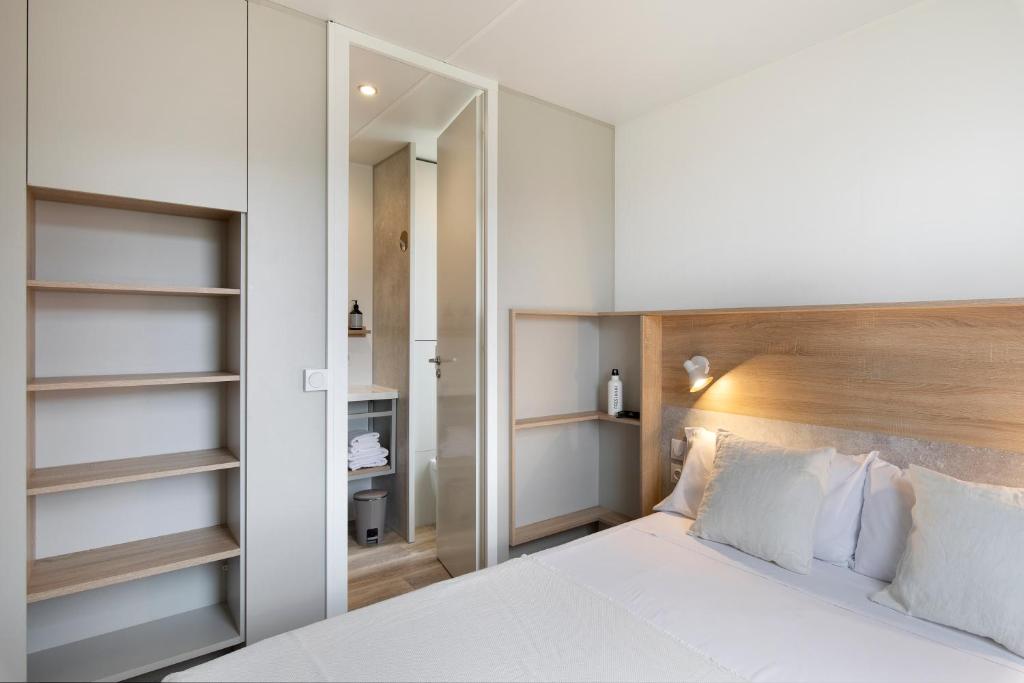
872;466;1024;658
689;432;833;574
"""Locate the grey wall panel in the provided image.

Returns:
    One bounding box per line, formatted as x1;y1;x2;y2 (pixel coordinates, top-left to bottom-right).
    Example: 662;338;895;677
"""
0;1;27;679
28;564;224;654
514;423;599;527
247;2;328;642
514;317;600;419
28;0;246;211
497;90;614;561
371;145;412;540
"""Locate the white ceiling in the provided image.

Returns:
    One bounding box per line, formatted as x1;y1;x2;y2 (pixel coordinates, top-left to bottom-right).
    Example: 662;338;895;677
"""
349;47;479;165
280;0;921;125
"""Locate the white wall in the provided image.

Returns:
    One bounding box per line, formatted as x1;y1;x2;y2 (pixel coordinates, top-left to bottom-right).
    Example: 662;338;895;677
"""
412;159;438;526
615;0;1024;311
498;88;615;559
348;162;373;384
413;160;438;341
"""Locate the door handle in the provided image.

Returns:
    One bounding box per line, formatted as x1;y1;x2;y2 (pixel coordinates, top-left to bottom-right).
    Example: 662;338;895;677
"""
428;356;455;379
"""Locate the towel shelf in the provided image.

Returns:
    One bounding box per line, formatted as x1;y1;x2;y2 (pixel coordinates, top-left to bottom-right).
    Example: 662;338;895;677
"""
347;389;398;482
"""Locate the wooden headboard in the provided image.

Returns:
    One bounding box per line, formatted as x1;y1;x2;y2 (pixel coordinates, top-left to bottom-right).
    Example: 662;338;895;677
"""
658;300;1024;453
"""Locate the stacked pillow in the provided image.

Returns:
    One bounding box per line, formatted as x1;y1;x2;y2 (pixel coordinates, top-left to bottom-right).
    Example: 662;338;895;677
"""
655;427;876;568
852;458;915;581
656;427;1024;658
689;432;833;573
871;466;1024;658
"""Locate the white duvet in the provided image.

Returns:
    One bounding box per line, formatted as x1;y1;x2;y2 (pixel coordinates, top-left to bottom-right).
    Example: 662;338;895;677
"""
169;513;1024;682
167;551;740;682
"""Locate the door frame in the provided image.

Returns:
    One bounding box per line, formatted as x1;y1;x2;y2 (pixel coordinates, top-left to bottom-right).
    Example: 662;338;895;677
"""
326;23;499;618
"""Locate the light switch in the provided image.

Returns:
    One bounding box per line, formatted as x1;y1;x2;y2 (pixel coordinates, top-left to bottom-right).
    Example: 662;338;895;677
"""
304;368;329;392
670;438;686;460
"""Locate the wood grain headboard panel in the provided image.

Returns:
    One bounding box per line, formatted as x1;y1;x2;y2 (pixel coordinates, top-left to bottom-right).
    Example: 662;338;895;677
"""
661;302;1024;453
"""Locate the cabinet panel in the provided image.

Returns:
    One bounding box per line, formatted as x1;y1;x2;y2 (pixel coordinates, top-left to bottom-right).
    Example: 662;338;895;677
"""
246;2;327;642
0;2;27;679
28;0;246;211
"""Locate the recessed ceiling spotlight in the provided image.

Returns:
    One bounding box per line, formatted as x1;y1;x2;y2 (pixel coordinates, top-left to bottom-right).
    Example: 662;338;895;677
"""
357;83;378;97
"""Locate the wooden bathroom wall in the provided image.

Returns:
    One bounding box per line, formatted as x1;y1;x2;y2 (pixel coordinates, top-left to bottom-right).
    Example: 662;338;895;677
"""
372;144;413;539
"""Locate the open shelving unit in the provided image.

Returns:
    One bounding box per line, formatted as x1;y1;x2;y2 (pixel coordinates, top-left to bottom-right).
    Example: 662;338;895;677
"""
347;385;398;482
25;187;246;682
509;309;662;548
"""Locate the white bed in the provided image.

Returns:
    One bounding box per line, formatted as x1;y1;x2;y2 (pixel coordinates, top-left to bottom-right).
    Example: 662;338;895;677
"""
168;513;1024;682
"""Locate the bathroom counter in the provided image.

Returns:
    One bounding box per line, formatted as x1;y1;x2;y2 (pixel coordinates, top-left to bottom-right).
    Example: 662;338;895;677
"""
348;384;400;402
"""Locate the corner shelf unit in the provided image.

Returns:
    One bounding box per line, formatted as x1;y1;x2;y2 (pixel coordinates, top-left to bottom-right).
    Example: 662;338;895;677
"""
509;309;662;548
25;187;246;682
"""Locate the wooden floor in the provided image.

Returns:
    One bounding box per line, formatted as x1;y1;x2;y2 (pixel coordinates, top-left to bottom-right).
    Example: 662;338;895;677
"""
348;524;451;611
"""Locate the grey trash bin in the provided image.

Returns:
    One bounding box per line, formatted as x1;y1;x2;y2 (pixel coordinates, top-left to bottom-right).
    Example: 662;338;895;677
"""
353;489;388;546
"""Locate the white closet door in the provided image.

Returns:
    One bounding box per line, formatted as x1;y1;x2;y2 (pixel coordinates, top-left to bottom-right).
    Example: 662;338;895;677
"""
28;0;246;211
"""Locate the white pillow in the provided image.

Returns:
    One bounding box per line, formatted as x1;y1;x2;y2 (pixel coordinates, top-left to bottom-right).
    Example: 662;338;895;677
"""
814;451;877;565
872;466;1024;658
690;432;833;574
853;458;915;581
654;426;716;519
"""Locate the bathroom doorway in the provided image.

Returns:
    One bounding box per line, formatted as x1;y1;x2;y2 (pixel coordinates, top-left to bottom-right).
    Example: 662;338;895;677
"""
342;43;484;609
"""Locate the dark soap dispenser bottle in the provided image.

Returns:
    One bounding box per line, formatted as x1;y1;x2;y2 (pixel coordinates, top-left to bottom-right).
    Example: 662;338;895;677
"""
349;300;363;330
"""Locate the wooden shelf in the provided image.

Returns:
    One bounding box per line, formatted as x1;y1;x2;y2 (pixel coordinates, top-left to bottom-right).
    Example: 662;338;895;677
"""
28;279;240;297
348;464;393;481
511;506;631;546
27;371;240;392
597;413;641;427
27;602;241;683
28;448;239;496
514;410;640;430
28;525;240;603
348;328;371;337
29;185;237;221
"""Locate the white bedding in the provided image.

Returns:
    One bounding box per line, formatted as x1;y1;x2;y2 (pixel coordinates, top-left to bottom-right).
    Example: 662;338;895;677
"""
169;513;1024;682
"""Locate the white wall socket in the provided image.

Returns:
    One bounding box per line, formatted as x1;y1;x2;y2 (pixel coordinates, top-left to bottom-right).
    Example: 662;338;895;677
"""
670;438;686;459
670;462;683;483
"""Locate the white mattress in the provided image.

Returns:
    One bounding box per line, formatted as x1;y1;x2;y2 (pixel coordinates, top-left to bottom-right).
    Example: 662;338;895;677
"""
169;513;1024;682
534;513;1024;683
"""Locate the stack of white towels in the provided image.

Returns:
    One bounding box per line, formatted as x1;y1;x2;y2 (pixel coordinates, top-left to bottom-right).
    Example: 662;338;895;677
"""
349;431;389;470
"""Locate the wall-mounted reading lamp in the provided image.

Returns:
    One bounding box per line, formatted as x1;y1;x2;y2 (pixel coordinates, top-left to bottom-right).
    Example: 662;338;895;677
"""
684;356;713;392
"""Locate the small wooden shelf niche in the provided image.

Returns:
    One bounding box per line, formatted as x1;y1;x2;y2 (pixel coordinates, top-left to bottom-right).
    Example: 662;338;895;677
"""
24;187;246;682
508;310;662;548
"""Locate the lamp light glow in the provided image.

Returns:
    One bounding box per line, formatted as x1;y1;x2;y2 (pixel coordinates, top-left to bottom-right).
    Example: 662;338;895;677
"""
684;356;713;392
357;83;378;97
